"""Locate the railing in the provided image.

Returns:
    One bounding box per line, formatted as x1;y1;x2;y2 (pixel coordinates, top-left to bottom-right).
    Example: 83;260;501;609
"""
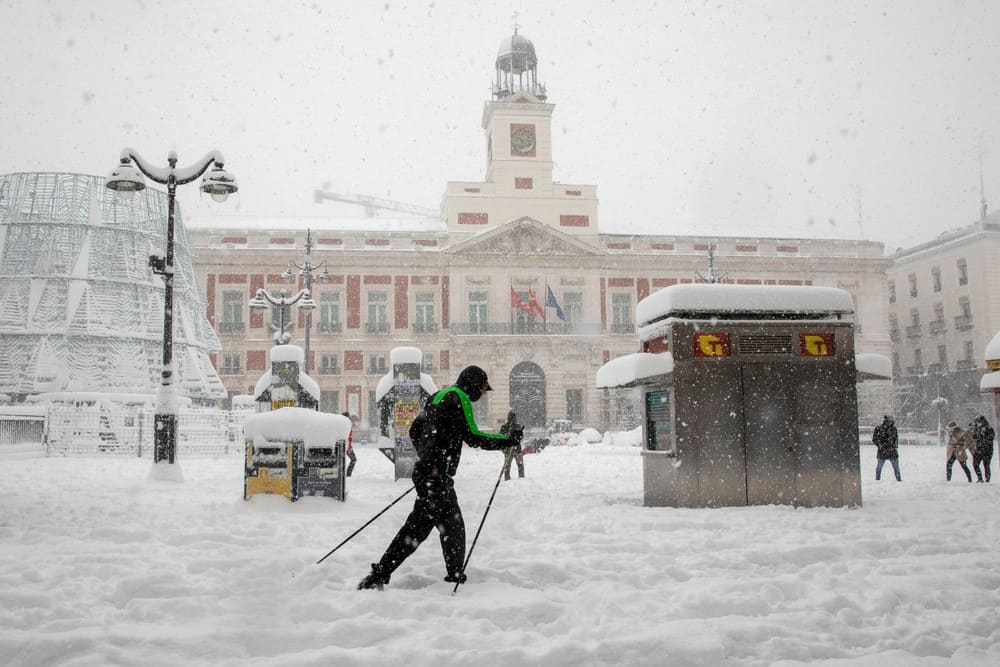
904;365;924;376
905;324;922;338
220;365;242;376
317;322;342;334
888;329;900;342
317;365;341;375
928;319;946;334
955;358;978;371
954;315;974;330
365;322;390;335
450;322;604;336
412;322;439;335
218;321;245;334
367;365;388;375
0;412;46;456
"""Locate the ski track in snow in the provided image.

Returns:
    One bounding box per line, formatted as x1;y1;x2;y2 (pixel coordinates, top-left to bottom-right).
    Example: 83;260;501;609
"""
1;443;998;666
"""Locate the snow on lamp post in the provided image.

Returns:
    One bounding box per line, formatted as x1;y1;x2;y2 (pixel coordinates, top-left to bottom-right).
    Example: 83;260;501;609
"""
106;149;238;467
281;229;330;374
248;288;317;347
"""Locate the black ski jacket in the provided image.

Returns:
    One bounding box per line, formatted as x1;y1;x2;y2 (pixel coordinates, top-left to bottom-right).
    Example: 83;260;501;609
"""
872;420;898;459
411;386;512;477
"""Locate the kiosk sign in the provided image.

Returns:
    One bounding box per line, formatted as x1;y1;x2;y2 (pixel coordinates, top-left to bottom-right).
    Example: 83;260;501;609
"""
800;333;834;356
694;333;731;357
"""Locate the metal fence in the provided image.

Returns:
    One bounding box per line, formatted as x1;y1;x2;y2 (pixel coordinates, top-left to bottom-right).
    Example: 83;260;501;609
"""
0;406;250;457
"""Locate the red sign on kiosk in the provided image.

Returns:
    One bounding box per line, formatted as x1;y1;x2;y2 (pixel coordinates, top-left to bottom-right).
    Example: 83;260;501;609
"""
800;333;835;356
694;333;731;357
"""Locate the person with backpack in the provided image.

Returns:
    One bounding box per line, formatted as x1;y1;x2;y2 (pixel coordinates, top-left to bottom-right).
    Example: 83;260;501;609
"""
872;415;900;481
971;415;994;483
946;420;974;483
357;365;520;590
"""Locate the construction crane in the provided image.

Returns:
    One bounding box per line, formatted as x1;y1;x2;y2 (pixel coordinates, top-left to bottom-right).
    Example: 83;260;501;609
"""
314;189;439;218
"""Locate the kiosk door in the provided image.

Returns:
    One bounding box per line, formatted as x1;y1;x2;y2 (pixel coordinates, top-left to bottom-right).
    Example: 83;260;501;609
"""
742;363;797;505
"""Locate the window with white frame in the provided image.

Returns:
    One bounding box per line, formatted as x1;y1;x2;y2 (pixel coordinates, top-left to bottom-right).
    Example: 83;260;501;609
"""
611;293;633;334
564;291;582;327
367;291;388;334
469;290;488;333
318;292;341;333
221;291;244;333
414;292;436;333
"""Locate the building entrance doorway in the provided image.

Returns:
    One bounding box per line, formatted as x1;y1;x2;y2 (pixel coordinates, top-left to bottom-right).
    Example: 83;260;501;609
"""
509;361;546;429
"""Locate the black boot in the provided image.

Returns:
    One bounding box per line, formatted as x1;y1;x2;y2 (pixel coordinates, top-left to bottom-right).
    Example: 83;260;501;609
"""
357;563;389;591
443;571;467;585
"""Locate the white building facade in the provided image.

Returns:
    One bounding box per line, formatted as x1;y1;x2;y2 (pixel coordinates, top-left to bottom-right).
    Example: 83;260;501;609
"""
187;30;892;434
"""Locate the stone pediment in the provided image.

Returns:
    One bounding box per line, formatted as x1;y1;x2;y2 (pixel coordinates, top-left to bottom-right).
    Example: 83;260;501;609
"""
445;217;604;257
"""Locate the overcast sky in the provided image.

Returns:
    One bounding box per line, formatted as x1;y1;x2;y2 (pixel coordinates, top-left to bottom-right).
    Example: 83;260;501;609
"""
2;0;999;252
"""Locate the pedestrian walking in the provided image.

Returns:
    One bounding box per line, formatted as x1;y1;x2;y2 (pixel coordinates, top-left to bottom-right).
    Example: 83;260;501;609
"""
342;412;357;477
970;415;994;483
357;365;520;590
945;420;974;483
500;410;525;480
872;415;900;481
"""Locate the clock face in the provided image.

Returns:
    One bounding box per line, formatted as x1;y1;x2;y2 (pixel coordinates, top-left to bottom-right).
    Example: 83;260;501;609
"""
510;124;536;155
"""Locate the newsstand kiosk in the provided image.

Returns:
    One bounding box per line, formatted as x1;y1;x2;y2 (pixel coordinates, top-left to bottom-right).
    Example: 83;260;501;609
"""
375;347;438;480
597;284;863;509
244;345;349;501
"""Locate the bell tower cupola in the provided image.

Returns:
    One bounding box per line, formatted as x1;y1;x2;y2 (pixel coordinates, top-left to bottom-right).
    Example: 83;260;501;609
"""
493;27;547;101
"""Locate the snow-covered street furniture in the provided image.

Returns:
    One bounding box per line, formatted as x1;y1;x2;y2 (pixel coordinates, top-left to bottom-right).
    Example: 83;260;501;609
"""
598;284;863;509
374;347;438;480
243;408;351;502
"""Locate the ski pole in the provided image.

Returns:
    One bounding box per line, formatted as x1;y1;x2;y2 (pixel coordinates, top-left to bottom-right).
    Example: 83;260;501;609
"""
316;485;415;565
452;461;506;594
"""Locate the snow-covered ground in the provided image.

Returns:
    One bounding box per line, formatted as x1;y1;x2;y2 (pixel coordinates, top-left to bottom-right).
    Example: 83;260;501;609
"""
2;439;998;666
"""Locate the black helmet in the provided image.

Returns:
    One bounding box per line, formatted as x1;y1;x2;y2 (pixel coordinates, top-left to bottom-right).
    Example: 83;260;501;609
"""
456;365;492;401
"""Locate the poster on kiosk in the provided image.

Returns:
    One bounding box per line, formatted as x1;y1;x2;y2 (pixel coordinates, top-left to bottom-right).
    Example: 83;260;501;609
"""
376;347;438;480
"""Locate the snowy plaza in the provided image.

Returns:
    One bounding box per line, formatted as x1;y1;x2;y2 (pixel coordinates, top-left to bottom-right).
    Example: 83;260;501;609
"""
2;440;998;667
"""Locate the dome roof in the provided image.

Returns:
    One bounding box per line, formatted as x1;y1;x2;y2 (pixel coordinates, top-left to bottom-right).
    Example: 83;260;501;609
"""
496;31;537;72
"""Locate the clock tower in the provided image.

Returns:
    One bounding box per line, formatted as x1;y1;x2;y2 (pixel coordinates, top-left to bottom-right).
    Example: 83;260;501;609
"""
443;29;598;236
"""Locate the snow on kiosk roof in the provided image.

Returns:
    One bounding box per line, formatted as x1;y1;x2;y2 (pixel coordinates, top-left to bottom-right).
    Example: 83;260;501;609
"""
636;284;855;330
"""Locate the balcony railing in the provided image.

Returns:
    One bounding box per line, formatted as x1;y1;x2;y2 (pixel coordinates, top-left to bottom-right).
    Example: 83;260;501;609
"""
905;365;924;376
611;322;636;335
317;365;341;375
218;321;245;334
449;322;605;336
888;329;900;342
367;365;388;375
928;319;946;334
954;315;974;330
365;322;390;335
413;322;439;335
316;322;342;334
955;358;978;371
905;324;922;338
220;365;242;376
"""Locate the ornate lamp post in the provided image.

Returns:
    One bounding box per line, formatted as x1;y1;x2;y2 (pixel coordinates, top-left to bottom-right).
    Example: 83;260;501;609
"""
106;149;238;466
282;229;330;373
248;288;317;347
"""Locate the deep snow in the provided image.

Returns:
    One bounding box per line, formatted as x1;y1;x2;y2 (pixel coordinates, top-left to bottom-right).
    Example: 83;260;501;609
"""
1;439;998;666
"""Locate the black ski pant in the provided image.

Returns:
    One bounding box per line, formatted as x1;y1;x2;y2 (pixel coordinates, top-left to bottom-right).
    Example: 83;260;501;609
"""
376;470;465;579
972;450;993;482
946;455;973;482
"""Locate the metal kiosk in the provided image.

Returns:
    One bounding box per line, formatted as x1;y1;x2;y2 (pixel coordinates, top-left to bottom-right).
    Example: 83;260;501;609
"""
600;284;863;509
375;347;438;480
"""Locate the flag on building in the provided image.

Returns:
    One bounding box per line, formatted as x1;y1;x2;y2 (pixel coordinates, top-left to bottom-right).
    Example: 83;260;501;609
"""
511;287;536;317
528;287;546;320
545;284;565;321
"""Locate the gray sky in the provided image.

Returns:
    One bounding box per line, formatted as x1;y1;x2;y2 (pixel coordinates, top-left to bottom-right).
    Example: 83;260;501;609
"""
2;0;999;252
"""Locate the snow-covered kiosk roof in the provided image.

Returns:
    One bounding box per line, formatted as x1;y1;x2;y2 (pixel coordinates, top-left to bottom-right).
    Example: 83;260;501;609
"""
252;345;320;402
374;347;439;401
244;408;350;450
637;284;854;341
855;353;892;381
980;329;1000;393
596;353;675;389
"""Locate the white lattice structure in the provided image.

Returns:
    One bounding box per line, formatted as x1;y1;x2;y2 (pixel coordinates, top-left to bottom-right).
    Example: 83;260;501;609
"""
0;172;226;403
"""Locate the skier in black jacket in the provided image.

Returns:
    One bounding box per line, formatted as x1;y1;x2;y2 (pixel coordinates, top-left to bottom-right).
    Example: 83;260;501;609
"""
358;365;519;590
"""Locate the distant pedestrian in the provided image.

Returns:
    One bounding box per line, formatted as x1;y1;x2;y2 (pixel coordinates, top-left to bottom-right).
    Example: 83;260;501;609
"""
945;420;974;483
342;412;357;477
970;415;994;483
500;411;525;480
872;415;900;481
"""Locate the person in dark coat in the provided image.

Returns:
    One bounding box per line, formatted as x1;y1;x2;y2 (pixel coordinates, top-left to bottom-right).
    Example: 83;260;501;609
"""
872;415;900;481
970;415;994;483
500;410;525;480
945;420;974;482
358;365;519;590
342;412;357;477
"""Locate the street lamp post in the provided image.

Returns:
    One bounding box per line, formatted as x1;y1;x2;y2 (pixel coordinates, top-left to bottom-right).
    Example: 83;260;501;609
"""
282;229;330;373
106;149;238;466
248;288;317;347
